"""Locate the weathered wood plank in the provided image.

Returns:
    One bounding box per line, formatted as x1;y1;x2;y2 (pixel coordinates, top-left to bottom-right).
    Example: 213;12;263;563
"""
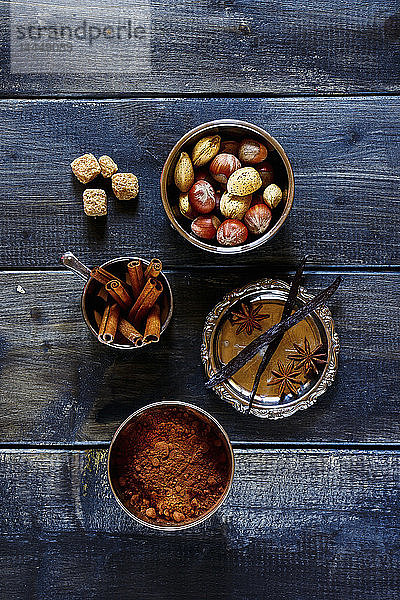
0;97;399;268
0;449;399;600
0;270;398;444
0;0;399;96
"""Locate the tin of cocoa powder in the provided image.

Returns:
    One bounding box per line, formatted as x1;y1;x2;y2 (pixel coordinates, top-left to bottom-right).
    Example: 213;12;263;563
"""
108;402;234;530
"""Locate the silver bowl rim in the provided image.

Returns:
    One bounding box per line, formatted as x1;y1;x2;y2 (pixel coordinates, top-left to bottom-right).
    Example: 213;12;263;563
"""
160;119;295;255
107;400;235;531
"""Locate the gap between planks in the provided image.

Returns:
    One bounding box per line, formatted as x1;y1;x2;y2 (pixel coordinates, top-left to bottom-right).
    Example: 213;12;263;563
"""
0;266;399;274
1;443;400;451
1;92;400;101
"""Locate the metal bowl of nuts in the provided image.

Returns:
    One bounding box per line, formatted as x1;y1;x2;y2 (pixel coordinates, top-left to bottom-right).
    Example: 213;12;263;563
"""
108;401;235;530
160;119;294;254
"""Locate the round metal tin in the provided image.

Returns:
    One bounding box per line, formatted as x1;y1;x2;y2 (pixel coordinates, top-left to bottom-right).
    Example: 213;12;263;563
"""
108;401;235;530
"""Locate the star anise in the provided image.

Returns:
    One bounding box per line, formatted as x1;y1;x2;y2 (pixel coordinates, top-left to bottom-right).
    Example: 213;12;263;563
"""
288;337;327;375
266;360;304;397
230;302;270;336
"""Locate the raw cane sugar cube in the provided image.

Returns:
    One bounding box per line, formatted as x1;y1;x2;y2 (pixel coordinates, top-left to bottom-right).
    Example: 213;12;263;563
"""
111;173;139;201
71;153;101;184
83;189;107;217
99;155;118;178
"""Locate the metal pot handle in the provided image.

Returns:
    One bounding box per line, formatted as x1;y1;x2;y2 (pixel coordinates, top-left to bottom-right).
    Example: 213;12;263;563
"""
61;251;91;281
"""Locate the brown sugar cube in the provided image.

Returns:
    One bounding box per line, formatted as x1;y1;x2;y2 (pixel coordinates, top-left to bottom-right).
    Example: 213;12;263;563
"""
83;189;107;217
99;155;118;178
71;153;101;184
111;173;139;201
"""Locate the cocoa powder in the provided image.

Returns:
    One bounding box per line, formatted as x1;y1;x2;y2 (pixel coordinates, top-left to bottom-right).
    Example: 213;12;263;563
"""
110;407;231;526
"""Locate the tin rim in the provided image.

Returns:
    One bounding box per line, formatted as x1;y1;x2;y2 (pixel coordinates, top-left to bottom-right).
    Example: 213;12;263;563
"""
160;119;295;254
107;401;235;530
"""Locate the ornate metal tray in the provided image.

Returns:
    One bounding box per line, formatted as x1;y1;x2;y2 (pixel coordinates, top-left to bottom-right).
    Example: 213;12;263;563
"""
201;278;339;419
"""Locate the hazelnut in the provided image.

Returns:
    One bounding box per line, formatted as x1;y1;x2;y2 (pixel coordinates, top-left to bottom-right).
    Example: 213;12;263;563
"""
256;161;275;188
179;193;198;220
217;219;248;246
209;153;241;184
145;507;156;519
238;138;268;164
194;167;214;184
244;204;272;235
191;215;221;240
215;189;222;212
220;192;251;220
250;193;264;207
265;140;276;153
220;140;239;156
188;180;216;214
263;184;282;209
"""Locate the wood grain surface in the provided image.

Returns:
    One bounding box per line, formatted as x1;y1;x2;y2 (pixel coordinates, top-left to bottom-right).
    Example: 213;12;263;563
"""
1;0;399;96
0;269;398;445
0;97;399;268
0;449;398;600
1;0;400;595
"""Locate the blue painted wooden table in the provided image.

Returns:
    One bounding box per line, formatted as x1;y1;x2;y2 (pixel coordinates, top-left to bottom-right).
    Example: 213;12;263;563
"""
0;1;399;598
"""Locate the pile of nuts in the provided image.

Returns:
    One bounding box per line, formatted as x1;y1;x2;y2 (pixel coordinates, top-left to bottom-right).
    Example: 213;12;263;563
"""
71;153;139;217
172;136;283;247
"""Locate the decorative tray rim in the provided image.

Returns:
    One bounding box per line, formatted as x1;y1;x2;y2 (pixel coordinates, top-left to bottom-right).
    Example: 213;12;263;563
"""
201;278;340;419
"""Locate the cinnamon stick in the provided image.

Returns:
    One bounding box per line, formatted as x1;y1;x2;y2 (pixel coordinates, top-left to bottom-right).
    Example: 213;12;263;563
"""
144;258;162;280
247;256;307;413
128;277;162;321
127;260;145;299
90;266;126;288
93;286;109;328
118;318;144;346
98;303;120;344
205;276;342;389
143;304;161;344
105;279;133;311
132;279;163;328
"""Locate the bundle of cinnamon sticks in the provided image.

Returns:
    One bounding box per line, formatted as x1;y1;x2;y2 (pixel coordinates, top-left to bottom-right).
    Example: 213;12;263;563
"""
92;258;164;347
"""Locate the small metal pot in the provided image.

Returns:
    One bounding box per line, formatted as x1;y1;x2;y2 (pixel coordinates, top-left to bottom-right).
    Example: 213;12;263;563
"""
61;252;173;350
108;401;235;531
160;119;295;254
